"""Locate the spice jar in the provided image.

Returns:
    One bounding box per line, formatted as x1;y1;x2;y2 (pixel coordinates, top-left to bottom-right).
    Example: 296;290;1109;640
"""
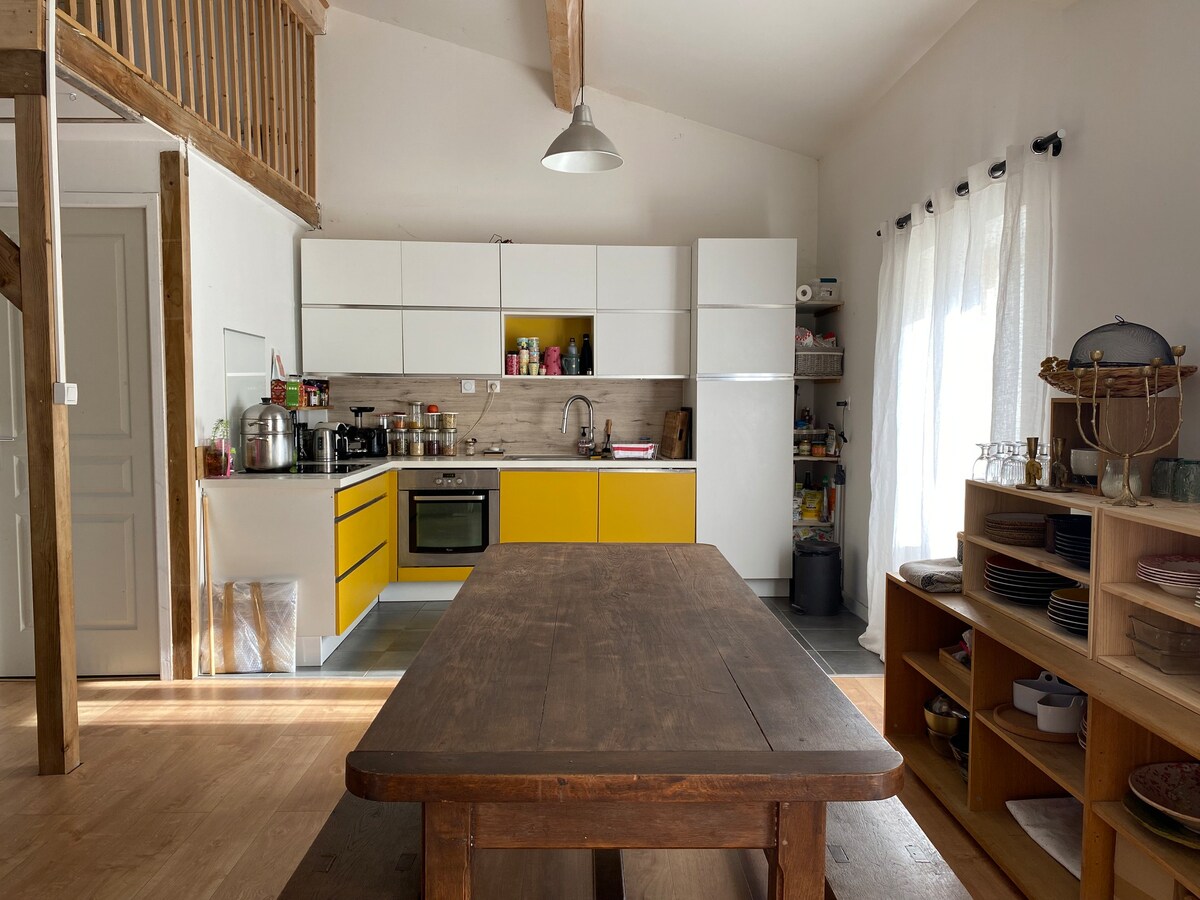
797;437;812;456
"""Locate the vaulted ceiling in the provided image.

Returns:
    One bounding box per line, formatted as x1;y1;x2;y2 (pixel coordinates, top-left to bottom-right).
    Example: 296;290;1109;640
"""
328;0;978;159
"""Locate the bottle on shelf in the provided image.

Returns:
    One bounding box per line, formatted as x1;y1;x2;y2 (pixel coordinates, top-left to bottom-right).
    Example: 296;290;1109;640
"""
580;333;593;376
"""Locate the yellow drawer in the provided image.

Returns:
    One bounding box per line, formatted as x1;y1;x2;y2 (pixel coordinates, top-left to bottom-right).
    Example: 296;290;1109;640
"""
500;470;598;543
598;471;696;543
335;473;389;517
336;543;389;634
335;495;389;577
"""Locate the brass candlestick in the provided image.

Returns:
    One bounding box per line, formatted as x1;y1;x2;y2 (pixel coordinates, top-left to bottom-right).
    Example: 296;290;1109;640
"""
1074;346;1187;507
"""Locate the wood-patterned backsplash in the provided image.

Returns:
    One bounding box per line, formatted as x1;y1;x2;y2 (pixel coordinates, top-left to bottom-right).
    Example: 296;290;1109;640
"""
326;377;687;456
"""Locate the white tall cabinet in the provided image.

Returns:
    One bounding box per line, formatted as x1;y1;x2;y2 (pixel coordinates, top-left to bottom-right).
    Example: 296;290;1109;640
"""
691;238;796;587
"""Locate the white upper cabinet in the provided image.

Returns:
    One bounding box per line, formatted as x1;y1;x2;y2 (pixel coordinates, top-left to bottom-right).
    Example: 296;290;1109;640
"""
302;307;403;374
693;238;797;307
401;242;500;308
597;246;691;310
695;307;795;376
500;244;596;310
301;239;402;307
594;312;690;378
402;309;501;375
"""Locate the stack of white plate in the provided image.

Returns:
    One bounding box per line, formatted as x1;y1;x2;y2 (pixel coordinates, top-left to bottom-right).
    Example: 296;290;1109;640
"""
984;555;1078;607
1048;587;1090;637
1136;555;1200;599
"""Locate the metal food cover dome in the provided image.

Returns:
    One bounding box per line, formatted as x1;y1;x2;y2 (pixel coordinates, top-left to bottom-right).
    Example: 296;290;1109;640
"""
1068;317;1176;369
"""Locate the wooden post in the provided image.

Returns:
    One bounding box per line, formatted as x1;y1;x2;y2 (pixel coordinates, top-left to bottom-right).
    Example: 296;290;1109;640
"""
15;91;80;776
160;150;199;680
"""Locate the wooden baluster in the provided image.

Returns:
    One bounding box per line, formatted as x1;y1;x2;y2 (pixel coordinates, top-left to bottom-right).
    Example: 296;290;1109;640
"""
166;0;183;101
284;10;296;184
254;0;269;166
193;0;208;118
118;0;134;63
296;19;307;192
136;0;151;74
236;0;252;152
216;0;232;137
180;0;195;110
275;2;286;176
204;0;220;129
102;0;117;48
291;14;302;188
264;0;279;171
305;30;315;197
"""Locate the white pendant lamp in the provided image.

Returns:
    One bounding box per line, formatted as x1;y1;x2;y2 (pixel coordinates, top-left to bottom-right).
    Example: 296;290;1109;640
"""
542;0;622;173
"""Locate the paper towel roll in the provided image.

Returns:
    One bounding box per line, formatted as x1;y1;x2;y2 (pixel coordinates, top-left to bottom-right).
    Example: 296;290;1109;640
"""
796;284;814;303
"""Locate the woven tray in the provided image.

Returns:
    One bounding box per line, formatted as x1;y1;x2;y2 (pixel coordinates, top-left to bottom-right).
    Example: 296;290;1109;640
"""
1039;359;1195;398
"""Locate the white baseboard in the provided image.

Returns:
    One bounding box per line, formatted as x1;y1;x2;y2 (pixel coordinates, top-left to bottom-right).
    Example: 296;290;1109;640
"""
383;581;464;603
746;579;789;598
295;597;379;667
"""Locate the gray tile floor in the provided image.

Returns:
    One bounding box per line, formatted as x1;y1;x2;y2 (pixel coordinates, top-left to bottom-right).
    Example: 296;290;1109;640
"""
306;595;882;679
761;597;884;676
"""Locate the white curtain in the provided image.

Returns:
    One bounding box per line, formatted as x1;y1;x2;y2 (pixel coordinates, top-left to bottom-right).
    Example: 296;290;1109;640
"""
861;147;1055;656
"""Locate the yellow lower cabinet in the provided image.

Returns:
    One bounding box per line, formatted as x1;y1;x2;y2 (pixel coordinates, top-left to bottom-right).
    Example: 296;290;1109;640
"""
336;544;389;634
598;471;696;543
334;495;389;575
500;470;598;542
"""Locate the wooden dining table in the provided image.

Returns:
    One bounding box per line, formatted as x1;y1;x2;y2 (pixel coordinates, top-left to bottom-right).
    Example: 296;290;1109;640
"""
346;543;903;900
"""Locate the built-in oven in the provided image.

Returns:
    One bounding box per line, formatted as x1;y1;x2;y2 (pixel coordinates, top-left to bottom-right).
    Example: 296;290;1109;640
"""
397;469;500;567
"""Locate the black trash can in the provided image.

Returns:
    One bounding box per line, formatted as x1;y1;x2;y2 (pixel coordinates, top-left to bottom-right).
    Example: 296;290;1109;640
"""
790;540;842;615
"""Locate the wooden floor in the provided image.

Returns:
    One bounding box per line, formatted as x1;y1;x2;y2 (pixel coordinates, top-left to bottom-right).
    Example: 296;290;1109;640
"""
0;675;1021;899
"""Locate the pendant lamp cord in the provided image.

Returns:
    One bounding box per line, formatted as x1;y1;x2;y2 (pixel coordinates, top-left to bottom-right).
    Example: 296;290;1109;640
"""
579;0;586;106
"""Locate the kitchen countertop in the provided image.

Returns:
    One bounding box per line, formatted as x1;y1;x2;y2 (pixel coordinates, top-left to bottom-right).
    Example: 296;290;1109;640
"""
201;456;697;490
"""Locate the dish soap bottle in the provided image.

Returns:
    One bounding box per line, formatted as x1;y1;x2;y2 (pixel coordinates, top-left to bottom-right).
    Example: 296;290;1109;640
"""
577;426;593;457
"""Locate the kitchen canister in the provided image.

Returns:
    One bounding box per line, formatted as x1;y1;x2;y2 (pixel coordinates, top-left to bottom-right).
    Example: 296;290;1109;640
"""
1152;457;1181;498
1173;460;1200;503
441;429;458;456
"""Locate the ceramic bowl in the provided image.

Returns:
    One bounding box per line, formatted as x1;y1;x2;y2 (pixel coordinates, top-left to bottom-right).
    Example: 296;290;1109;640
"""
1037;693;1087;733
1012;671;1081;715
1129;763;1200;833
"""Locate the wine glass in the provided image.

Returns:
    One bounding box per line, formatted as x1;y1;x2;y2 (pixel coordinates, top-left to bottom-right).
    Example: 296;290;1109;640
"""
972;443;992;481
1002;441;1028;486
986;442;1011;484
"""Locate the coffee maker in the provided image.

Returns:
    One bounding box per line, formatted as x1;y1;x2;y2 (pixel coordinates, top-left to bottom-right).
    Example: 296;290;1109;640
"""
346;406;375;458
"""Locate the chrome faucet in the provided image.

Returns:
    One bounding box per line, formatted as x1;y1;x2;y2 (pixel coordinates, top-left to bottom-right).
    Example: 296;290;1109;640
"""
561;394;595;455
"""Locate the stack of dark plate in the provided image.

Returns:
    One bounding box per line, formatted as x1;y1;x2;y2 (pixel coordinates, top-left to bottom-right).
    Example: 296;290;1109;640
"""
985;554;1079;607
1047;587;1090;636
1053;520;1093;570
984;513;1047;547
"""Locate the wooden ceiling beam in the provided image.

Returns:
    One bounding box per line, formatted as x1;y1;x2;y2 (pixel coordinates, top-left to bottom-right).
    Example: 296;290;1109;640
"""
286;0;328;36
0;227;21;310
545;0;581;112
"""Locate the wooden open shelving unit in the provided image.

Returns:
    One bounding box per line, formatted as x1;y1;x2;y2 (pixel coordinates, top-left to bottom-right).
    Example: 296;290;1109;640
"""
887;480;1200;899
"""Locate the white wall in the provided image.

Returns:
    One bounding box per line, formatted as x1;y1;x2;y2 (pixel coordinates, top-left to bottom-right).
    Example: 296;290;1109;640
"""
316;8;818;273
818;0;1200;616
188;152;307;440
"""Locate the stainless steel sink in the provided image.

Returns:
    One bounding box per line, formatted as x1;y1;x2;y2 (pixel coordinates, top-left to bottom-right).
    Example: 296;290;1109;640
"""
505;454;591;461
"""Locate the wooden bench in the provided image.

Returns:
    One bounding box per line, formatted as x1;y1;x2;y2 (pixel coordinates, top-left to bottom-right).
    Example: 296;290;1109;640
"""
279;791;971;899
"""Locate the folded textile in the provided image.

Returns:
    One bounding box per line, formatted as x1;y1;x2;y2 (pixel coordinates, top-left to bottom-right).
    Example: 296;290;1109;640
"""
1006;798;1083;880
898;558;963;593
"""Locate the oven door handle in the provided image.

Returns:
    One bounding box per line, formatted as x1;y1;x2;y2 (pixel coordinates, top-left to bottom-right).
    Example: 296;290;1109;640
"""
412;494;487;503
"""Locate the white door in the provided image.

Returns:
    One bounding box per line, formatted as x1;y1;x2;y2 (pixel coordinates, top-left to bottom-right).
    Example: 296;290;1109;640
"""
0;207;162;676
499;244;596;310
402;308;501;375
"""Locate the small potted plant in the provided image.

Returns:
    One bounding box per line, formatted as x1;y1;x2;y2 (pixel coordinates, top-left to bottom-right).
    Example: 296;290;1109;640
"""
204;419;232;478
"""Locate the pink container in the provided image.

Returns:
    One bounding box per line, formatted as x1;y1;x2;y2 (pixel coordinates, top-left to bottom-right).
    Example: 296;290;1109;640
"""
544;345;562;375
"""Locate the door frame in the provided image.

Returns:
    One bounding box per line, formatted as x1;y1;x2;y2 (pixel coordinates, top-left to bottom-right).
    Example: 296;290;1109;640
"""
0;191;173;680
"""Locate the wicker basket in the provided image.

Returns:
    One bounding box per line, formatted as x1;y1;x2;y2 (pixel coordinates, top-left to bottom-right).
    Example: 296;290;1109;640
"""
795;348;844;377
1039;358;1196;398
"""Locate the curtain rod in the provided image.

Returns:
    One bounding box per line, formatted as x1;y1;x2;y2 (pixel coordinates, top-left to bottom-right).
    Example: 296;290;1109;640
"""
875;130;1064;238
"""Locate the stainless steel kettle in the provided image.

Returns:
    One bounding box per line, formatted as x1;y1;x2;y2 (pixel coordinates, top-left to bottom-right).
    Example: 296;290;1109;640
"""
240;398;295;471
